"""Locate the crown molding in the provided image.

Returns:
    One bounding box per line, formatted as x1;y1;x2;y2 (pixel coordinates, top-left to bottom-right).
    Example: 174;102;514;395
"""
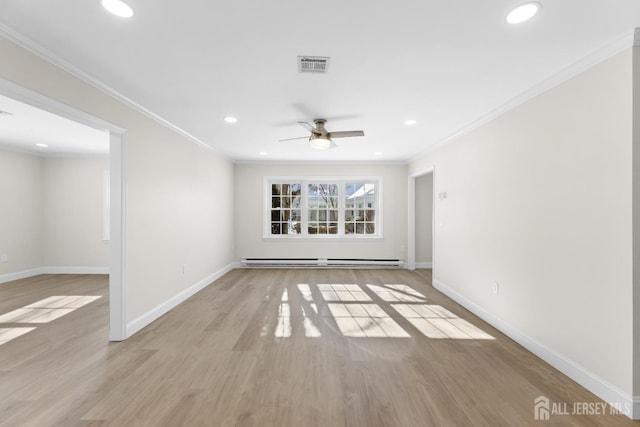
234;159;408;166
0;22;224;156
413;29;636;161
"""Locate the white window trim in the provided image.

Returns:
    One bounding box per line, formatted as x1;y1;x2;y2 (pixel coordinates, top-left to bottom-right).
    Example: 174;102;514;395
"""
263;176;383;240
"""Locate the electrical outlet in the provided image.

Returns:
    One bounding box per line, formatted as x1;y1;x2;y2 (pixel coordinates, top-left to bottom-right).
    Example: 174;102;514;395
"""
0;254;7;263
492;282;499;295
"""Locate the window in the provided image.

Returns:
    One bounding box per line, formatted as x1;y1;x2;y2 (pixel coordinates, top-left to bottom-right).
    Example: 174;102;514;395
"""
265;177;382;238
307;183;339;235
270;183;302;235
345;183;376;235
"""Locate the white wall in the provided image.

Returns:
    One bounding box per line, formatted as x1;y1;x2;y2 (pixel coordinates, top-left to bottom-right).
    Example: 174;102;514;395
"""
234;162;407;261
0;149;43;275
0;152;110;280
409;49;633;400
415;173;433;267
0;35;235;328
42;157;109;269
126;133;235;320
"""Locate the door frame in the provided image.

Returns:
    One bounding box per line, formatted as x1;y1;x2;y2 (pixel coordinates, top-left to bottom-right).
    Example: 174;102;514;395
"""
0;78;127;341
408;166;435;271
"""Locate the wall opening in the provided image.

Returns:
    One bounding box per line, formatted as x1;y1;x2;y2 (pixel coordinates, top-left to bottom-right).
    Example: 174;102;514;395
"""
0;78;126;341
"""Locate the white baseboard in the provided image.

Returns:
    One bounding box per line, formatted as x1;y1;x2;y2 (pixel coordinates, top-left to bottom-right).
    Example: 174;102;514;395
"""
0;266;110;284
126;262;237;338
634;398;640;420
415;262;432;269
433;279;638;420
241;258;403;268
40;267;109;275
0;268;43;284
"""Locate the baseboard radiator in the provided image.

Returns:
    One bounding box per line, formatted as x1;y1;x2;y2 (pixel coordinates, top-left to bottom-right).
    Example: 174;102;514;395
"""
241;258;404;268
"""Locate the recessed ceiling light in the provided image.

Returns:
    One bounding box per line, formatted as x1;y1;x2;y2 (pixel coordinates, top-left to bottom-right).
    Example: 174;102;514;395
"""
224;116;238;124
36;143;48;148
506;2;540;24
404;119;417;126
374;152;383;156
100;0;134;18
259;151;267;156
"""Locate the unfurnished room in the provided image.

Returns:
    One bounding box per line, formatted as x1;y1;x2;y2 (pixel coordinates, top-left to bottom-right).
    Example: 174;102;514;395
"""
1;1;640;426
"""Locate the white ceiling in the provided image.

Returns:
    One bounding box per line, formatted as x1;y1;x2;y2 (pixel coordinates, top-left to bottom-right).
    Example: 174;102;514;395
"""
0;1;638;161
0;94;109;156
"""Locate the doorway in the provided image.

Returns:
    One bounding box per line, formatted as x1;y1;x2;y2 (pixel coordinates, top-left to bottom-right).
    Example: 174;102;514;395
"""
415;172;433;269
407;168;434;272
0;78;126;341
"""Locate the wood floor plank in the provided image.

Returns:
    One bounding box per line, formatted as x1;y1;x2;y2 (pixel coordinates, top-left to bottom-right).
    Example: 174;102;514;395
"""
0;270;636;426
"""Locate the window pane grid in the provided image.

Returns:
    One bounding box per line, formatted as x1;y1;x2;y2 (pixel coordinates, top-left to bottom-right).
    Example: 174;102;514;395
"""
270;183;301;235
267;180;378;238
307;183;339;235
344;183;376;235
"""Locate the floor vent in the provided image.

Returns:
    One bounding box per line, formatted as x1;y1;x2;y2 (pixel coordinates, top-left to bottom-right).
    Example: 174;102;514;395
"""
241;258;404;268
298;56;329;73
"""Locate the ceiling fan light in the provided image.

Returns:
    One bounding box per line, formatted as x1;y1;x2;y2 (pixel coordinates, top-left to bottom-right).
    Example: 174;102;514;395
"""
309;136;331;150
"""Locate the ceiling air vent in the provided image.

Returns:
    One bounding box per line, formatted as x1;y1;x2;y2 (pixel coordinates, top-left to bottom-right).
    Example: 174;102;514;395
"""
298;56;329;74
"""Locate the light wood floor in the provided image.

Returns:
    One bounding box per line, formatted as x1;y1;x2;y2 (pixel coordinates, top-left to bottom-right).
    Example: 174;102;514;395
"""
0;270;636;426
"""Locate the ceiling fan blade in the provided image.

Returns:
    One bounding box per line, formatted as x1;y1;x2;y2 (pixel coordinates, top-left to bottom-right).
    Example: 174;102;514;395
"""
327;130;365;139
279;136;309;142
297;121;316;132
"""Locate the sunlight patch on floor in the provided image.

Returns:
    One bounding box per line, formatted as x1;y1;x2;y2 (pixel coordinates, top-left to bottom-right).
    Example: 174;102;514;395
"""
275;290;292;338
392;304;494;340
327;303;410;338
301;307;322;337
275;303;291;338
318;284;371;302
275;286;323;338
297;284;313;301
297;284;319;314
272;284;493;341
367;284;427;302
0;295;102;324
0;295;103;346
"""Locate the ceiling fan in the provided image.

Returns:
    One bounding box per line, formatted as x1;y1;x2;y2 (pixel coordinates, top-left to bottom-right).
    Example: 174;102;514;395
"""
279;119;365;150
